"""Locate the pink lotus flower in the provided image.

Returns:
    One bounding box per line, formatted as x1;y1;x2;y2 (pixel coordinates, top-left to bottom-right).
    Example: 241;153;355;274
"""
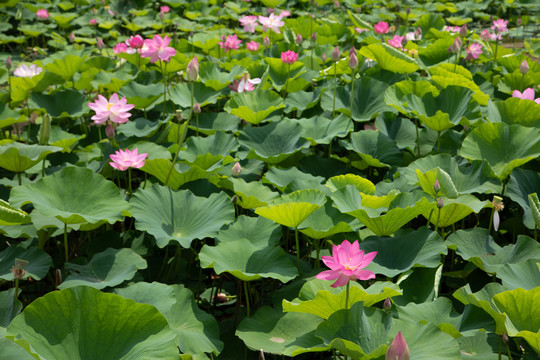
374;21;389;34
258;14;284;33
512;88;540;104
356;27;368;34
279;10;291;17
36;9;49;19
229;72;261;93
109;148;148;171
13;64;43;78
315;240;377;288
218;34;242;53
160;6;170;13
491;19;508;33
465;42;483;60
113;42;128;54
89;18;97;25
281;50;298;64
125;35;144;51
386;331;410;360
444;26;461;33
140;35;177;63
88;93;135;125
246;40;259;52
239;15;258;33
387;35;405;49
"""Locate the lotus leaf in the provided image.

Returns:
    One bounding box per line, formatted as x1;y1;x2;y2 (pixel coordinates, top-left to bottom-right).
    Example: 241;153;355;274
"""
0;141;62;173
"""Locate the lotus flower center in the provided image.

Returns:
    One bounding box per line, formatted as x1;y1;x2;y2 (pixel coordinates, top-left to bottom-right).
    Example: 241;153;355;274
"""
106;103;114;111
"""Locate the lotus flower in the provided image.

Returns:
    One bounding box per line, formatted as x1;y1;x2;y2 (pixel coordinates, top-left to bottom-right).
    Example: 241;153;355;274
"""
374;21;389;34
88;93;135;125
281;50;298;64
140;35;177;63
258;14;284;33
239;15;258;33
109;148;148;171
13;64;43;78
229;72;261;93
512;88;540;104
465;42;483;60
387;35;405;49
36;9;49;19
246;40;259;52
218;34;242;53
491;19;508;33
386;331;410;360
316;240;377;288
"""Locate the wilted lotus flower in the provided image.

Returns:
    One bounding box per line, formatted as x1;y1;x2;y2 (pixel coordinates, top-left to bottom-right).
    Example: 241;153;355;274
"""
109;148;148;171
492;196;504;232
315;239;377;288
386;331;410;360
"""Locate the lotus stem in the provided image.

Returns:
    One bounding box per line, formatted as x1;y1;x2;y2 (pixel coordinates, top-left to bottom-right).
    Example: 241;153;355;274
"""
17;173;21;186
284;64;291;96
244;281;250;317
349;71;355;120
14;279;19;301
437;131;441;152
295;227;300;270
127;168;133;195
164;111;190;186
332;62;337;118
191;82;198;136
415;118;421;156
345;281;350;310
63;222;68;263
162;62;168;121
434;206;441;233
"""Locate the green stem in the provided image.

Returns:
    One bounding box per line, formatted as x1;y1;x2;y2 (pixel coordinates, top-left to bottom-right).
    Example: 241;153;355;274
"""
434;206;441;233
283;64;291;96
436;131;441;152
295;227;300;270
14;279;19;301
415;118;421;156
345;281;350;310
191;82;197;136
17;173;21;186
162;62;168;121
488;207;494;232
349;71;355;120
63;222;68;263
332;62;337;118
426;209;434;229
128;168;133;195
164;111;191;186
244;281;250;317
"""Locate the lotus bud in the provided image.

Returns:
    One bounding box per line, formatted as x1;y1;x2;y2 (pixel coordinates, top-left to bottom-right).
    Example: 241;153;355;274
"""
383;297;392;311
502;333;509;343
322;53;327;62
349;51;359;70
415;27;422;40
232;162;242;177
69;32;75;42
186;56;199;82
96;37;105;50
448;36;462;53
55;268;62;287
434;179;441;193
6;57;11;70
193;103;201;114
516;18;522;26
215;293;228;303
39;114;51;145
520;59;529;74
105;123;115;138
263;36;270;47
331;46;340;62
232;195;238;204
437;198;444;209
311;32;317;42
296;33;303;45
386;331;410;360
406;7;411;15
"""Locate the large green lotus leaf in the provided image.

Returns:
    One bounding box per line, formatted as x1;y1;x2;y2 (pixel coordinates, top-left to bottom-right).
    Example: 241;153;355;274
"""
44;54;84;82
496;260;540;290
357;228;447;277
0;199;30;226
264;57;306;92
10;72;47;104
117;118;161;138
399;154;501;195
459;123;540;180
283;284;401;320
326;174;376;194
396;297;462;338
446;229;540;274
59;248;147;290
238;120;310;164
320;77;397;121
141;159;211;190
116;282;223;357
48;126;86;152
198;63;244;91
296;115;353;145
493;287;540;354
130;185;235;248
224;89;285;125
6;286;179;360
299;202;361;239
0;242;52;281
263;166;325;193
453;283;509;335
0;141;62;173
416;167;458;198
488;97;540;128
30;90;87;118
10;167;129;227
396;266;443;304
429;64;489;105
118;82;162;109
0;338;37;360
331;186;432;236
417;37;455;66
169;82;220;108
236;307;328;356
228;177;279;209
343;130;402;168
316;302;391;358
0;288;22;330
0;102;27;129
458;331;502;360
255;189;326;228
359;43;419;74
180;131;238;170
530;193;540;229
285;89;322;113
422;195;491;228
384;80;439;115
506;169;540;229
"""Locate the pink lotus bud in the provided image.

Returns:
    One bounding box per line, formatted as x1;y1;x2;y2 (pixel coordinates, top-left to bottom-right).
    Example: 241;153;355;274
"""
322;53;327;62
459;24;467;37
89;18;97;25
311;32;317;42
516;18;522;26
6;57;11;70
331;46;340;62
159;11;165;20
349;47;357;56
502;333;509;343
415;27;422;40
448;36;462;53
520;59;529;74
434;179;441;193
296;33;303;45
349;51;358;69
386;331;410;360
232;195;238;204
160;5;170;13
232;162;242;177
383;297;392;311
96;37;105;50
193;103;201;114
105;124;115;138
186;56;199;82
437;198;444;209
263;36;270;47
69;32;75;42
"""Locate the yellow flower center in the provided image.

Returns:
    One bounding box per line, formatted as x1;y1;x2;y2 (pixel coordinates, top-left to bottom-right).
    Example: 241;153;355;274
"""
106;103;113;111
